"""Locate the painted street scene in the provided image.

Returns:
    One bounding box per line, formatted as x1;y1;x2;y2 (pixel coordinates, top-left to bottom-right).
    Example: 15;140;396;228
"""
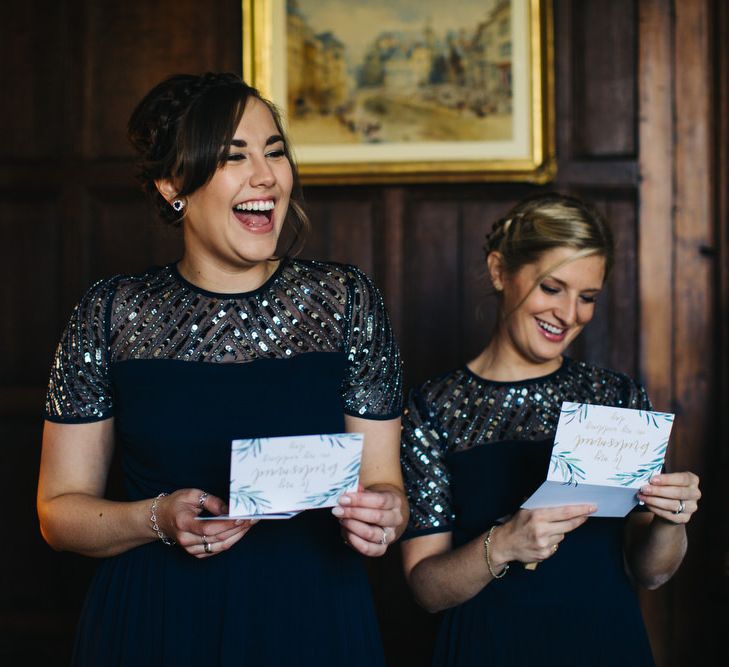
286;0;513;144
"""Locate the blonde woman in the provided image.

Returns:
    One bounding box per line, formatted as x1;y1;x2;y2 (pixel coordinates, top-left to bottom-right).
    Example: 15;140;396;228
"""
400;194;700;667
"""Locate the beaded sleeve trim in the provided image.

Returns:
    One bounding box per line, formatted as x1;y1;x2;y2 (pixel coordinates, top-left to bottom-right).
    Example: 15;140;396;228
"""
45;259;402;422
400;358;651;535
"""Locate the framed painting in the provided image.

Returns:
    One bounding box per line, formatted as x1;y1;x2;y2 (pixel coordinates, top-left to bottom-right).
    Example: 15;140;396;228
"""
243;0;554;184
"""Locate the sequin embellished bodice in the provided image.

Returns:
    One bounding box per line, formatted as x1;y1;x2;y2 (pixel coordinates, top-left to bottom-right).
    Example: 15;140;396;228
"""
46;258;401;423
401;358;650;534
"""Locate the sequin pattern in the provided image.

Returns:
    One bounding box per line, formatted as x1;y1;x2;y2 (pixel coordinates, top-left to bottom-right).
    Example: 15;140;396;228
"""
46;277;116;422
46;259;402;422
401;358;651;534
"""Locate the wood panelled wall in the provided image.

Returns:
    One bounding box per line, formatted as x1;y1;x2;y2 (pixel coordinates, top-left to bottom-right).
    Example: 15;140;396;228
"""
714;0;729;655
0;1;723;665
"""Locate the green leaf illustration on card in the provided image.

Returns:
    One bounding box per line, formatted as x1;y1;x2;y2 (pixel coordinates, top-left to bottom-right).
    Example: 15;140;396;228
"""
300;456;360;507
550;449;587;487
233;438;263;461
561;402;590;424
608;460;663;486
638;411;674;428
318;434;346;449
608;439;668;486
230;485;272;514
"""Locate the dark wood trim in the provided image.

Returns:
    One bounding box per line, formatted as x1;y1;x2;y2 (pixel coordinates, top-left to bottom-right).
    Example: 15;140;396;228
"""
638;1;719;663
553;159;639;187
379;188;405;337
638;0;674;411
672;0;715;664
713;0;729;639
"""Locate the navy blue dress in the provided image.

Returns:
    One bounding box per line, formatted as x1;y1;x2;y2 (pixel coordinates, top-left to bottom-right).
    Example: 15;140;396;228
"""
45;259;402;666
401;360;655;666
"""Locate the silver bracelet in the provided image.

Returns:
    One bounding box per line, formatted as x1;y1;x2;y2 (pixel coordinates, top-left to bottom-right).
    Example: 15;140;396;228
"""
150;492;175;546
483;525;509;579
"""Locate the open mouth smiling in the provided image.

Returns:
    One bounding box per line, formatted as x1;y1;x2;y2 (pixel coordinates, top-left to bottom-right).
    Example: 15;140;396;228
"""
232;199;275;230
234;200;275;213
536;318;565;337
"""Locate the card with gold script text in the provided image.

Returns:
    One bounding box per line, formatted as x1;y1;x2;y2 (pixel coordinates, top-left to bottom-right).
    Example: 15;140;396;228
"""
522;402;674;517
222;433;363;519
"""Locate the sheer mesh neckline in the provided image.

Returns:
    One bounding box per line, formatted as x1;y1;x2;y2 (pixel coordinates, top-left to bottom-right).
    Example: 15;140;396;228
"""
45;258;403;422
170;258;287;299
462;358;567;387
109;259;349;365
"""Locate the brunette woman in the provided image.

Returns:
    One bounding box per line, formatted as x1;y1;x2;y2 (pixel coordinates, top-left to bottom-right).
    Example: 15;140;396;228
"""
38;72;407;666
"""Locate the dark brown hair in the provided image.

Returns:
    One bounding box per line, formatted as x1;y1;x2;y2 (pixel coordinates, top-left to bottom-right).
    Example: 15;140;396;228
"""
127;72;309;255
485;193;614;282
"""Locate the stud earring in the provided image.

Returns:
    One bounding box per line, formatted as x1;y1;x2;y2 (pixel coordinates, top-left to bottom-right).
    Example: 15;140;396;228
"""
172;199;185;212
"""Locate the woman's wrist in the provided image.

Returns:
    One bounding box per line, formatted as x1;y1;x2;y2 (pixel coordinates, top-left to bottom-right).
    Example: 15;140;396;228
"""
483;526;509;578
149;492;176;545
483;524;511;571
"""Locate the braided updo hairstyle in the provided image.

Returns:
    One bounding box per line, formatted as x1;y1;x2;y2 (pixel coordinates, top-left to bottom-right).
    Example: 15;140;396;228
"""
484;193;614;285
128;72;309;254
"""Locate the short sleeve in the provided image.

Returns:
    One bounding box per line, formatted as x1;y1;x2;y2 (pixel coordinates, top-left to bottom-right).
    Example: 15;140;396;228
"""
44;278;118;423
400;388;455;538
340;266;402;420
623;377;653;411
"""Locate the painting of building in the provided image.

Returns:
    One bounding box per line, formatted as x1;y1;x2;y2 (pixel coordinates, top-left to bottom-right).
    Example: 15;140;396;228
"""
286;0;514;145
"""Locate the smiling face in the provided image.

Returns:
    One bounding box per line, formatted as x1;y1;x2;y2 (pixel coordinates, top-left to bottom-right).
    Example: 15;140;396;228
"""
175;97;294;286
490;246;606;371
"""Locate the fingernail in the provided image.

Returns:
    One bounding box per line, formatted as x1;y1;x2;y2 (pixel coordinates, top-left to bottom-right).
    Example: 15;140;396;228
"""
331;506;344;517
338;495;352;505
589;505;597;512
650;475;660;483
640;485;650;493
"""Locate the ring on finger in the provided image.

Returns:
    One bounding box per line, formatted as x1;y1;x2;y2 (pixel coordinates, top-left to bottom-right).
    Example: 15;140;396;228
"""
379;527;388;546
202;535;213;554
552;544;559;554
674;499;686;515
198;491;209;508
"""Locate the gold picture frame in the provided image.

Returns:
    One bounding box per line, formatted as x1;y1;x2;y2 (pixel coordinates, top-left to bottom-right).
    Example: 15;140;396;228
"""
243;0;555;184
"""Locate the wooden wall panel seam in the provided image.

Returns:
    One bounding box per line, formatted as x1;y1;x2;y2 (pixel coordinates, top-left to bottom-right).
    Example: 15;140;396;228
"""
637;1;677;663
671;0;715;664
638;0;675;410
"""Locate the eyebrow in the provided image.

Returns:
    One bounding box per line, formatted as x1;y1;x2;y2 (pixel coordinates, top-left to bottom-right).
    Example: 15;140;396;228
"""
229;135;285;148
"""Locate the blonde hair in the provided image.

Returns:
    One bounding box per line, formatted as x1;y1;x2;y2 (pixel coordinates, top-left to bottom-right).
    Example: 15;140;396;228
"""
485;193;614;281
